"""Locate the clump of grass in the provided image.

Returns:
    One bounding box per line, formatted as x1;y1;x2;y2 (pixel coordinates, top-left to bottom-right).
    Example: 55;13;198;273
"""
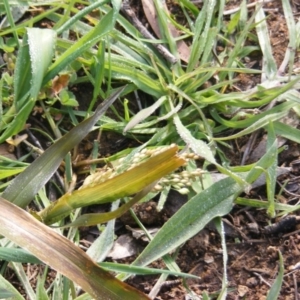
0;0;299;298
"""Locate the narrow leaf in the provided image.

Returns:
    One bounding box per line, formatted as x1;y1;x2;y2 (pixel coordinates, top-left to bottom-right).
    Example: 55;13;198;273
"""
99;262;199;279
173;114;216;163
0;274;24;300
0;247;42;264
124;96;167;133
266;251;284;300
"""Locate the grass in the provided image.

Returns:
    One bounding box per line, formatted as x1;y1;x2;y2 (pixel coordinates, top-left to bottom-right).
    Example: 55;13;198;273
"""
0;0;299;298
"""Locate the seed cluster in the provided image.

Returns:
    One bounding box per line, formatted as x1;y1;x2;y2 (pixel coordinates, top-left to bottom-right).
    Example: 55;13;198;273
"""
81;145;202;195
153;167;203;195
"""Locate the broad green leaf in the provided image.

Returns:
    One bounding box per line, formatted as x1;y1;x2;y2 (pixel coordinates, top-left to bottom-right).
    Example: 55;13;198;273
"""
2;87;126;208
131;176;242;267
173;114;216;163
0;197;150;300
27;28;56;100
125;136;280;271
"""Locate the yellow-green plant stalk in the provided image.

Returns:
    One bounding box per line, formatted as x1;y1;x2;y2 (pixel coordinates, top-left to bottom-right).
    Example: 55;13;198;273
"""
38;144;186;225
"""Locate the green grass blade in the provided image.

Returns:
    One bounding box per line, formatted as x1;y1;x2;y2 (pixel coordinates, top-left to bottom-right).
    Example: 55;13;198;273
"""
99;262;199;279
266;251;284;300
0;274;25;300
124;96;167;133
255;3;277;79
0;28;56;143
266;122;277;218
173;114;216;163
0;247;42;264
44;8;117;83
215;218;228;300
27;28;56;100
86;201;119;262
187;0;216;71
273;121;300;144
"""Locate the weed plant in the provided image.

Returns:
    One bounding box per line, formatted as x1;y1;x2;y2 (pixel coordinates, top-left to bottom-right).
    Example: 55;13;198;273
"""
0;0;299;299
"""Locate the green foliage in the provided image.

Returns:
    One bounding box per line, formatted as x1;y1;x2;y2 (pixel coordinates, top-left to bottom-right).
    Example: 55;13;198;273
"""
0;0;299;299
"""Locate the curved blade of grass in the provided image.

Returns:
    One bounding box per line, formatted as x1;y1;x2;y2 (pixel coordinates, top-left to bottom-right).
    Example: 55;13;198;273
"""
266;122;277;218
0;197;150;300
213;110;287;141
273;121;300;144
2;86;125;208
44;7;117;84
266;251;284;300
39;145;185;225
187;0;216;71
86;200;119;262
105;61;164;97
0;274;24;300
124;96;167;133
215;218;227;300
173;114;216;163
210;100;295;130
55;0;109;35
255;3;277;79
280;0;296;78
1;0;20;46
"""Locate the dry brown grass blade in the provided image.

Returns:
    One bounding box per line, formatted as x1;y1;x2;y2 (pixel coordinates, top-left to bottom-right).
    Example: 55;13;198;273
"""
141;0;191;62
0;197;150;300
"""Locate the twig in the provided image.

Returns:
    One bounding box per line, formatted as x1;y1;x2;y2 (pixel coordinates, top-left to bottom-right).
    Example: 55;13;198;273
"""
121;1;178;64
293;273;299;300
223;0;274;15
253;272;272;287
